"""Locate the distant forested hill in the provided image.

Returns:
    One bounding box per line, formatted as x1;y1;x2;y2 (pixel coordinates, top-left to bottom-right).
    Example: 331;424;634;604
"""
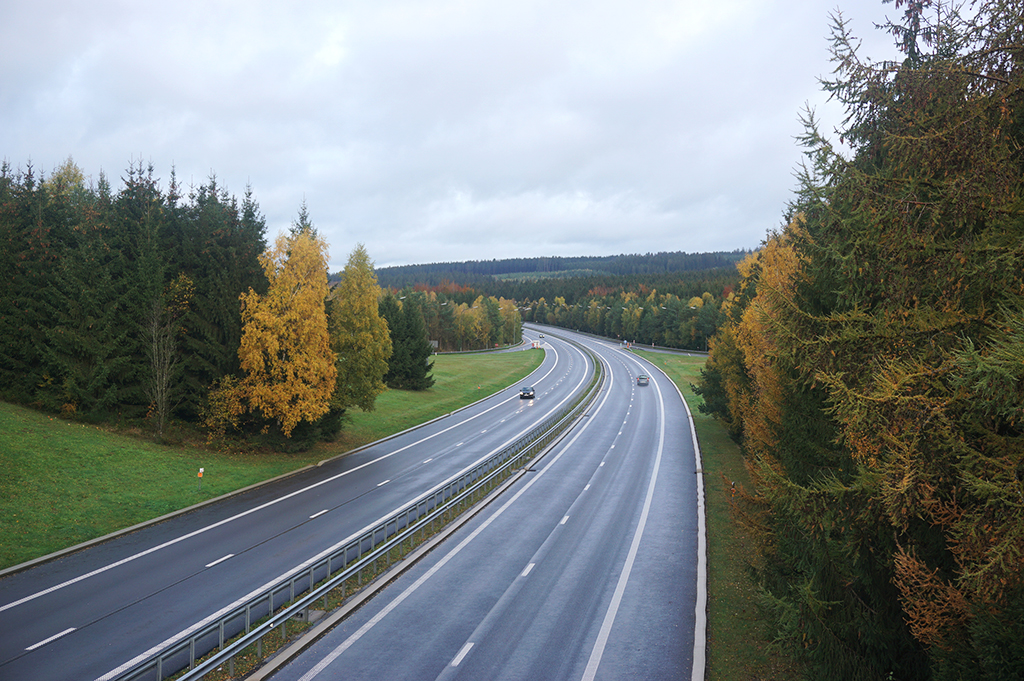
371;250;748;351
375;250;748;289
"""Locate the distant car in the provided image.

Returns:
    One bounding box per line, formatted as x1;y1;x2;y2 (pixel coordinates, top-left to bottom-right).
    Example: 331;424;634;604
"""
520;386;535;399
539;333;544;338
637;374;649;386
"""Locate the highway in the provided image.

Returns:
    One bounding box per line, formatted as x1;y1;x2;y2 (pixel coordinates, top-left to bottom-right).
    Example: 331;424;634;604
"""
0;332;594;681
268;327;704;681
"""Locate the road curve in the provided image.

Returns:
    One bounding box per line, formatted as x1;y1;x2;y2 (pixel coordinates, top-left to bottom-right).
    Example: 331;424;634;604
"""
0;332;592;681
267;325;704;681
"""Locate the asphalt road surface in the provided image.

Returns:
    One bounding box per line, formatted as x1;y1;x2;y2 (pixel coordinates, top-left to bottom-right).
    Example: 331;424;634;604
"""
267;326;704;681
0;331;595;681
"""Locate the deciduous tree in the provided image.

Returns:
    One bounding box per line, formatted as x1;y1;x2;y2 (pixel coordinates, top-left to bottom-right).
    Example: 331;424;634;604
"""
236;229;336;437
328;244;391;416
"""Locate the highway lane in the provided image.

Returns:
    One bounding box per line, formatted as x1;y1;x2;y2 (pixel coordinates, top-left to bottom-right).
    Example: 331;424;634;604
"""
0;332;594;681
270;327;701;681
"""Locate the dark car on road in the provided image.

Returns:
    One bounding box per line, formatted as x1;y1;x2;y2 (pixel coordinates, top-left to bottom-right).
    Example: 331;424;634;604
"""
520;386;535;399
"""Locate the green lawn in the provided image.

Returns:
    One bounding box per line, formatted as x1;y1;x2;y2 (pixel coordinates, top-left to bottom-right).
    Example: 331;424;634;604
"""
633;350;799;681
0;348;543;571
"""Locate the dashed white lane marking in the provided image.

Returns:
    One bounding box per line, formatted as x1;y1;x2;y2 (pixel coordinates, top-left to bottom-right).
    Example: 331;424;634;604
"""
5;348;574;617
205;554;235;568
560;516;569;525
377;480;390;487
521;563;536;577
27;627;75;651
309;509;329;519
451;642;474;667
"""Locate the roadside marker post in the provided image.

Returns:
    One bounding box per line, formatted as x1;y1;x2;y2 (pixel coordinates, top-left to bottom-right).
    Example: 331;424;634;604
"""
198;467;204;492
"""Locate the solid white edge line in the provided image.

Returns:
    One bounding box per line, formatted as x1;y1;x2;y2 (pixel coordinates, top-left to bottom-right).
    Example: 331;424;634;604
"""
26;627;76;651
204;554;235;569
678;368;708;681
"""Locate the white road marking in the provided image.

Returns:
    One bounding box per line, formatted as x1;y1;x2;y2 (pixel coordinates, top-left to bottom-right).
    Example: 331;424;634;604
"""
26;627;75;651
309;509;329;519
295;350;613;681
582;354;667;681
95;344;594;681
451;642;474;667
423;458;433;463
205;554;234;568
521;563;536;577
377;480;390;487
560;515;569;525
584;484;590;491
4;347;574;617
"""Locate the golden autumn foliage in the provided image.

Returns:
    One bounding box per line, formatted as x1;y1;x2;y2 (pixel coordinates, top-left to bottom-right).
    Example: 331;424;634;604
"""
235;231;336;437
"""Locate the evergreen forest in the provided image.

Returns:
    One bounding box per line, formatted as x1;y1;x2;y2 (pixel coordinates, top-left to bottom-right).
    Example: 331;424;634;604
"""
696;3;1024;679
0;161;404;449
380;255;742;351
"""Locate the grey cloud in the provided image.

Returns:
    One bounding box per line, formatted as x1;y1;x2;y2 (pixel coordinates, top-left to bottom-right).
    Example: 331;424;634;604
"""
1;0;902;271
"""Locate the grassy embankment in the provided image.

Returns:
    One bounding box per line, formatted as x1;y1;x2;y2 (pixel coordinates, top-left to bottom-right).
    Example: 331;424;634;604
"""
634;350;799;681
0;349;543;571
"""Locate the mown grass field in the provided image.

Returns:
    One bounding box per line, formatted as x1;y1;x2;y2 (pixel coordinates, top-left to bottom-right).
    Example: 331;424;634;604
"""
633;350;799;681
0;349;543;571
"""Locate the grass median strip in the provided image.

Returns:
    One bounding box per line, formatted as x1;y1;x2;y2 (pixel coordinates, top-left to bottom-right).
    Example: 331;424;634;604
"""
0;349;543;571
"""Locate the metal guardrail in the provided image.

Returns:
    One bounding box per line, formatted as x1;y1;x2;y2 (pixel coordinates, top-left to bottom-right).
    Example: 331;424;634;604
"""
115;342;603;681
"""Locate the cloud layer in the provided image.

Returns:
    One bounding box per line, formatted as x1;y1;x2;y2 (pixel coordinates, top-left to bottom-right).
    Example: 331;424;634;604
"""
1;0;900;269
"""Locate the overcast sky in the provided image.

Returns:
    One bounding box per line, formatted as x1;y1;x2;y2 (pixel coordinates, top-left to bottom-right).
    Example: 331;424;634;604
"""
1;0;903;271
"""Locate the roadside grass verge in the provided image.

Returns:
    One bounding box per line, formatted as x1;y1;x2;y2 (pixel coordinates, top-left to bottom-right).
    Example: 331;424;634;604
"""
0;349;543;571
633;350;799;681
333;349;544;450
